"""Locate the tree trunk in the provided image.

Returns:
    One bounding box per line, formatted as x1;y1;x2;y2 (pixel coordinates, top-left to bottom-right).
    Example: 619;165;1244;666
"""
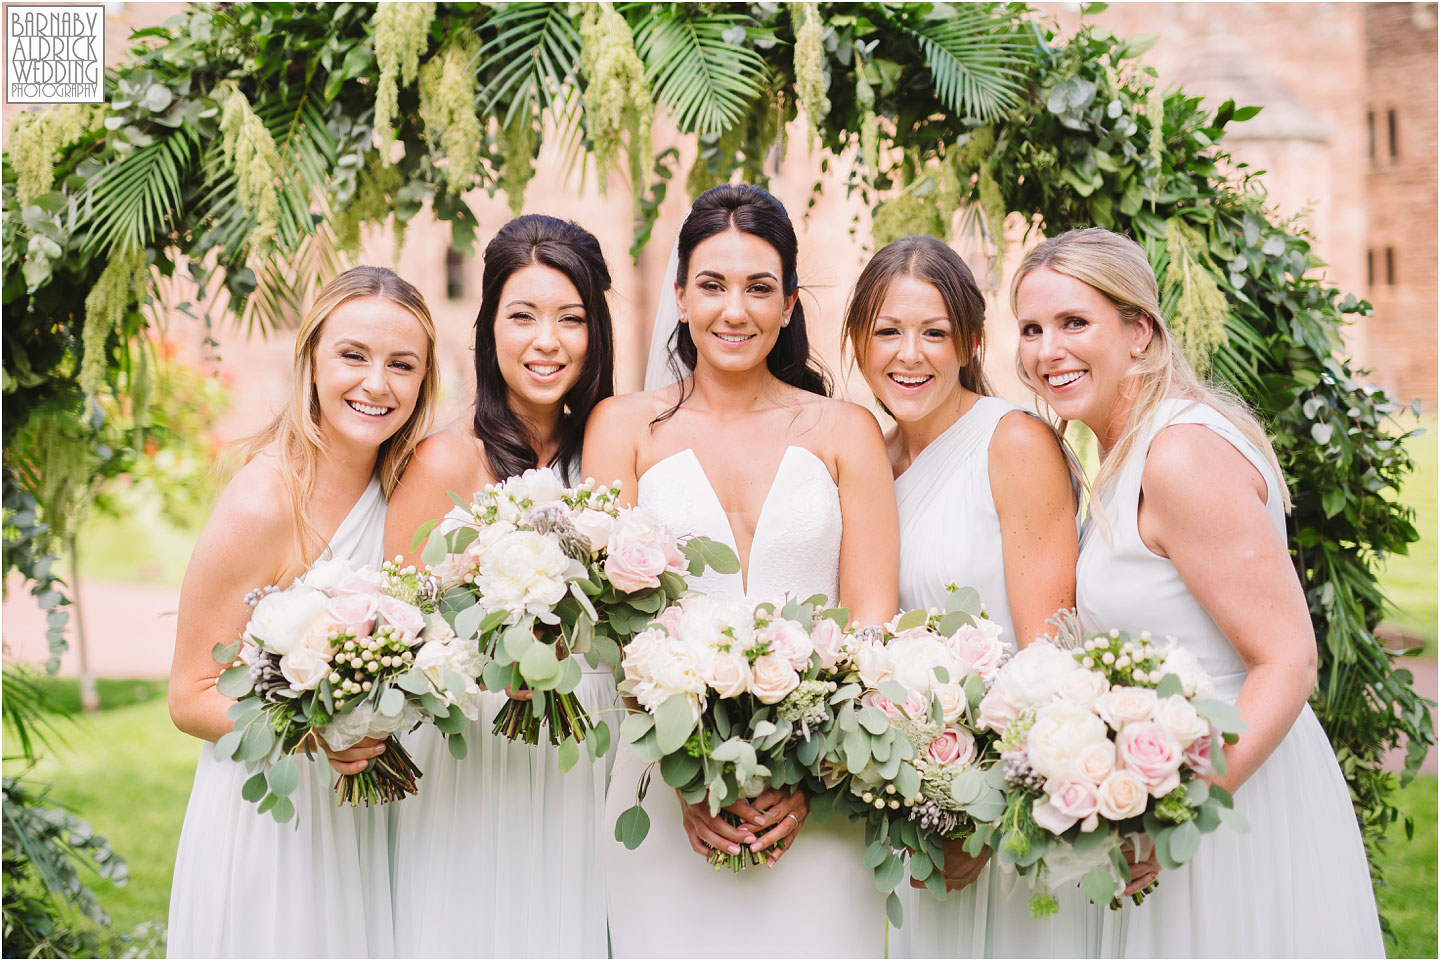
68;532;99;713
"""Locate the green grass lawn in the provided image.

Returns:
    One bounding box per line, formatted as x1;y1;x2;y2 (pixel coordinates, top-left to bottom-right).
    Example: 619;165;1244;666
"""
7;683;1437;955
1377;413;1438;656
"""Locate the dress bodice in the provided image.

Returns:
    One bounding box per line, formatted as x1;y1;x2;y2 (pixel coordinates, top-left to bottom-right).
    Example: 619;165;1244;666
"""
637;446;842;607
319;474;387;568
1077;398;1286;700
895;396;1029;647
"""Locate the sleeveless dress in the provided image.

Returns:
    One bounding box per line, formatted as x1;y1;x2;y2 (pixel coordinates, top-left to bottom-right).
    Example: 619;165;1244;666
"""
602;445;889;958
391;457;617;959
1077;398;1383;958
893;397;1113;959
168;476;395;959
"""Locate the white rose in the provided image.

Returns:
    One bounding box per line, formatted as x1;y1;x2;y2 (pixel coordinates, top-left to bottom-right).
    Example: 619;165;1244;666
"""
933;682;968;723
475;529;585;615
703;650;752;698
1152;694;1210;747
573;509;616;554
246;585;328;656
500;467;567;507
279;644;331;691
1074;740;1117;783
1055;669;1110;710
1159;642;1217;700
992;640;1082;712
750;653;800;704
1026;700;1110;781
855;638;894;689
1095;686;1158;730
1095;769;1149;820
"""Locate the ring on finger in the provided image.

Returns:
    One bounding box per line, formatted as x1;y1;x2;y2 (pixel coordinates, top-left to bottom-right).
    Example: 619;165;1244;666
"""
784;812;800;828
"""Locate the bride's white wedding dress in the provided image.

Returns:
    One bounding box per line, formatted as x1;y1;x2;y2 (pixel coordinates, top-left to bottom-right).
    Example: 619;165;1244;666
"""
601;446;889;958
167;476;394;959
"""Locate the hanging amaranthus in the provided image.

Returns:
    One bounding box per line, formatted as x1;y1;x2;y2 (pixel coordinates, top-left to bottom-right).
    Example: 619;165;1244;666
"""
374;1;434;150
1146;86;1167;168
418;30;482;192
791;2;829;146
579;2;652;192
8;105;98;208
500;112;538;215
334;151;405;251
1163;218;1230;373
214;81;281;249
953;126;1005;259
80;248;149;400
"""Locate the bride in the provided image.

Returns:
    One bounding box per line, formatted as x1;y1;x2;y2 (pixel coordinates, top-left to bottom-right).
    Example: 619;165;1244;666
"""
584;184;899;958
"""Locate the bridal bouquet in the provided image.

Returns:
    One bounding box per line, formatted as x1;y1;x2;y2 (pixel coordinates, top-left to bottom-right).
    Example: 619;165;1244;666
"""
613;593;848;871
977;625;1247;916
420;468;736;760
804;587;1009;922
213;558;485;823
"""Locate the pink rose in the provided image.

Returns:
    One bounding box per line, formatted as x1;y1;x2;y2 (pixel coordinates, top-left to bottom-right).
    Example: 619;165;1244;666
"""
810;618;847;671
1182;729;1217;776
1116;721;1184;797
947;623;1006;680
977;687;1020;733
861;691;903;720
1039;776;1101;834
927;727;977;767
325;592;378;636
661;531;686;572
653;603;684;637
604;535;668;592
334;570;387;596
761;618;814;670
902;689;930;719
749;654;800;704
377;595;426;639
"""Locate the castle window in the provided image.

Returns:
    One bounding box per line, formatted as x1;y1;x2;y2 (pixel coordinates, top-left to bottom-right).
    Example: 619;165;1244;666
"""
1385;247;1396;286
446;248;466;300
1367;111;1376;161
1387;109;1399;160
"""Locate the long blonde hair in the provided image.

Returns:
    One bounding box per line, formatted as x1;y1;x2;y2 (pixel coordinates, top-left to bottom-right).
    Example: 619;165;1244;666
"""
236;266;439;559
1010;228;1290;512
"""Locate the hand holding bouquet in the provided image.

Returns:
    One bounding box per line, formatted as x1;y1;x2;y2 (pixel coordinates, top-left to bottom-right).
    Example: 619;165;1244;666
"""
613;593;845;871
421;468;736;763
977;621;1247;916
213;558;486;823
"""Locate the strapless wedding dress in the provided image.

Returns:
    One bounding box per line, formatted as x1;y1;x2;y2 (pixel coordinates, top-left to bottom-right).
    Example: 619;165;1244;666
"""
601;446;888;958
168;476;395;959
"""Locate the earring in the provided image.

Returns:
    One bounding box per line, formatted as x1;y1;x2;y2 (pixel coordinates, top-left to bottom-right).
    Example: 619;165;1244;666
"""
1132;346;1142;355
679;311;688;324
781;316;790;327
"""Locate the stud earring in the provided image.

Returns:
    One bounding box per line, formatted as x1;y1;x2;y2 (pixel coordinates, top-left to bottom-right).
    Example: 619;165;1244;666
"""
781;316;791;327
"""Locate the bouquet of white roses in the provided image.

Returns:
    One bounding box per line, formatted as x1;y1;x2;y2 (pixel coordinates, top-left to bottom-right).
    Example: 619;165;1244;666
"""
213;558;485;823
977;623;1247;916
804;587;1009;923
419;468;736;761
613;593;848;871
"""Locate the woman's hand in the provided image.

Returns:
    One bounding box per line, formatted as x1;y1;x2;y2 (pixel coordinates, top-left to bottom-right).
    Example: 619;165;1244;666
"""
910;839;991;893
321;736;387;776
731;788;809;868
1121;835;1160;896
678;792;759;859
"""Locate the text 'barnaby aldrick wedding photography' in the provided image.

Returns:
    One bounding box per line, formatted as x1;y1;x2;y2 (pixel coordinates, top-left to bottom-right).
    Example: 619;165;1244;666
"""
5;4;104;103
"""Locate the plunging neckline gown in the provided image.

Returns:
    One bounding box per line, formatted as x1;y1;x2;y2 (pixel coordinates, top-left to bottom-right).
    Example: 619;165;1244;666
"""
167;476;395;959
601;446;888;958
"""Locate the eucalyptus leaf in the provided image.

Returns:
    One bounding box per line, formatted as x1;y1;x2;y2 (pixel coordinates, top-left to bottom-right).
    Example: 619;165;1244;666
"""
654;696;699;755
266;754;299;796
557;736;581;772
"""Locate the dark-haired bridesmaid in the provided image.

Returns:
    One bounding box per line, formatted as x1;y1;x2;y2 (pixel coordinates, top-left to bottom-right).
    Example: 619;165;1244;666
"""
384;214;618;958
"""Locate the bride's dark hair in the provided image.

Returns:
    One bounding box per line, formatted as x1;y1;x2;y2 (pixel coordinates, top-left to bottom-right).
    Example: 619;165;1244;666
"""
656;184;831;423
472;214;615;481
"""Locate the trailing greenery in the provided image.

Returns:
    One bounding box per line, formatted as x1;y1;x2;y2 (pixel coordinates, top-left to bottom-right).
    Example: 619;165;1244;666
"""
1;0;1428;941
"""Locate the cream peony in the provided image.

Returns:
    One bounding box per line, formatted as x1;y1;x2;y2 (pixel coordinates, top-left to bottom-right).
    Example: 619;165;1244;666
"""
989;639;1082;713
246;584;328;656
500;467;567;507
1026;700;1110;781
475;529;584;616
1055;669;1110;710
1158;641;1217;700
886;628;961;695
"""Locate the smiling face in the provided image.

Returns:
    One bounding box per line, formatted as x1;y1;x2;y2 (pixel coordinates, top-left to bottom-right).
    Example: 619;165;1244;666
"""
1014;266;1153;446
313;296;429;453
677;227;797;377
861;274;970;429
493;263;590;420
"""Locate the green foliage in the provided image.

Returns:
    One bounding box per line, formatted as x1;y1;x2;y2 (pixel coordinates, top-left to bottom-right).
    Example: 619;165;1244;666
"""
373;1;435;149
579;2;653;191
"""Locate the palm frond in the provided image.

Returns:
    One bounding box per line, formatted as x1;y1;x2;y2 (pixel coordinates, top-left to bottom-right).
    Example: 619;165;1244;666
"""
79;126;199;258
903;8;1034;122
635;9;768;136
1;666;69;766
478;3;585;135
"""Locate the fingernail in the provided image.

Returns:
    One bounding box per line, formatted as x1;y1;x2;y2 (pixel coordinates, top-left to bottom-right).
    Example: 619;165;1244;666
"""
729;845;741;855
744;834;756;844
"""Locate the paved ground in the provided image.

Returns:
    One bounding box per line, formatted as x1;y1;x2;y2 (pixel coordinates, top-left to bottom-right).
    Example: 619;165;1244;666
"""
3;575;1435;774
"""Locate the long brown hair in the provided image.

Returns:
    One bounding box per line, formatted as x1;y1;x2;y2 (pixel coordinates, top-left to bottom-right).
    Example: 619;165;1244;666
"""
236;266;439;558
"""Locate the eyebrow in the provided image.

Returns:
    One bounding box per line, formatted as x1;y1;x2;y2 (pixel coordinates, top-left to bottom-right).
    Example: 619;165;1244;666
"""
875;314;952;325
695;269;779;283
504;299;586;312
334;338;421;360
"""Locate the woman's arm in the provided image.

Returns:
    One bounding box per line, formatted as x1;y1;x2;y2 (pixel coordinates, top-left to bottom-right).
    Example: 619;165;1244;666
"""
832;402;900;626
580;394;644;508
988;411;1079;648
384;427;490;567
1139;424;1315;794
